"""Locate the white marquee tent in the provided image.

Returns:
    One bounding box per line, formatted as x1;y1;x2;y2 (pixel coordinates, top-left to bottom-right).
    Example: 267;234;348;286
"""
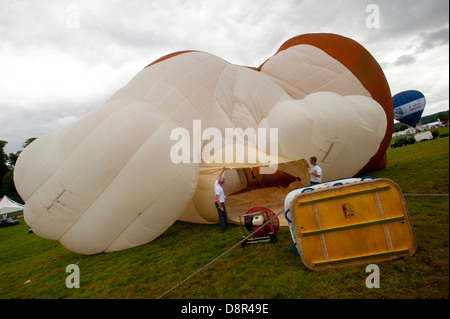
0;195;24;216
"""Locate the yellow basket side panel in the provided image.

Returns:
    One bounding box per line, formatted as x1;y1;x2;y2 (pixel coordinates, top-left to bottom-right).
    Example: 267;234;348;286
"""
386;221;415;251
308;225;390;265
293;205;317;233
289;179;416;270
299;236;327;266
315;193;380;230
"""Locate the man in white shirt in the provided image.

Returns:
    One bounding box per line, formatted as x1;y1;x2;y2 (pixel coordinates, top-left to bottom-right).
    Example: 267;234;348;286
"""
215;167;227;233
309;157;322;185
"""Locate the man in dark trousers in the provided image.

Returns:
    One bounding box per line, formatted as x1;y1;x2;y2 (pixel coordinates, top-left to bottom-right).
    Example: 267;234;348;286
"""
309;156;322;185
214;167;227;233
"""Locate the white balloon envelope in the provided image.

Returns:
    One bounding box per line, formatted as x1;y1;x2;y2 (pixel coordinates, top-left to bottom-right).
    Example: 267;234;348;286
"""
14;33;394;254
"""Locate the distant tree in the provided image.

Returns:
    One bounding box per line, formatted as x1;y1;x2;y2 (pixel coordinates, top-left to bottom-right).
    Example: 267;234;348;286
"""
1;171;22;203
0;140;10;193
7;152;19;169
394;124;409;133
22;137;36;149
437;112;448;122
6;138;37;169
0;138;36;202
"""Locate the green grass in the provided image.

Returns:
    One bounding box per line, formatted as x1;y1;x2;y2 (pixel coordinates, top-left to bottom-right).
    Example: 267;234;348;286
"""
1;128;448;299
374;127;449;194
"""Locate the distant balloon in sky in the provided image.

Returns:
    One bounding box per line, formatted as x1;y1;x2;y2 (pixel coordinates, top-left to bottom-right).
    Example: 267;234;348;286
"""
14;33;394;255
392;90;426;127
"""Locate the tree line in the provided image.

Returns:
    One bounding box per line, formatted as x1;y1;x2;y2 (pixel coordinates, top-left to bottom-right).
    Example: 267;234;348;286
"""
0;138;35;203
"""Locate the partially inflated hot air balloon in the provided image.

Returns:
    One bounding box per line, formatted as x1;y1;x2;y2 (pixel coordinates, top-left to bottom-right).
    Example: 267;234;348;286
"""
14;33;393;254
392;90;426;127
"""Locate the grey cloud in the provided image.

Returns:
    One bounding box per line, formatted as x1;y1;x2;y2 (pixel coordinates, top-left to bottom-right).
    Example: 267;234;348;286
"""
416;27;449;53
394;54;416;66
382;0;448;35
388;27;449;67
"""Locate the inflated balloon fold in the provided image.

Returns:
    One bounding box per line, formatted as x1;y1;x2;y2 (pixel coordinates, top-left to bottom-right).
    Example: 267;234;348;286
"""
14;33;393;254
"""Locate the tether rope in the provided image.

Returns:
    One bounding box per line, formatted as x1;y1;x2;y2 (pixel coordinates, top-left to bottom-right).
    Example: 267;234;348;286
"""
404;193;449;196
157;207;285;299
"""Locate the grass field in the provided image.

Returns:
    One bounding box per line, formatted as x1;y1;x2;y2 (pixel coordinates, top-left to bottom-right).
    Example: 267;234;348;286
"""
0;127;448;300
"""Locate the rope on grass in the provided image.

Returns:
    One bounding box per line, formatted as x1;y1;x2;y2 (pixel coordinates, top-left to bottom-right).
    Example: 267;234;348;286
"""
404;193;449;197
156;207;285;299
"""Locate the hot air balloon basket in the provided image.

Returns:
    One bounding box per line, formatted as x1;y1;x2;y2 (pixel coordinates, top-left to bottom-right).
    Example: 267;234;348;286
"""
286;178;417;271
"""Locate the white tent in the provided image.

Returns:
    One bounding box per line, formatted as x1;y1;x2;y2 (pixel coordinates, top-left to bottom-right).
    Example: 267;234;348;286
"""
0;195;24;215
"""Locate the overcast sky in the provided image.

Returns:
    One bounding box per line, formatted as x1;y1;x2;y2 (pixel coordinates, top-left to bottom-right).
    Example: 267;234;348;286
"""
1;0;448;154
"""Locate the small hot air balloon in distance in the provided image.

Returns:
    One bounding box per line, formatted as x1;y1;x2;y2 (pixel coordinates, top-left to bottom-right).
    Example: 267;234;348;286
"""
392;90;426;127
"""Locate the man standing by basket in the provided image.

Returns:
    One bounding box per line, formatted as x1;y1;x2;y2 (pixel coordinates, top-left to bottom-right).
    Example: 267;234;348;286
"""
215;167;227;233
309;156;322;185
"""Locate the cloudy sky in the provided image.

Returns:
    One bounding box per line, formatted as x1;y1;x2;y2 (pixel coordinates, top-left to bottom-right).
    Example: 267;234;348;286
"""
1;0;448;154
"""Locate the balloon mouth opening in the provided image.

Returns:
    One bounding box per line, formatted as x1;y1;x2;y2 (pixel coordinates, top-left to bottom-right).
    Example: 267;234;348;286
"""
224;163;309;226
